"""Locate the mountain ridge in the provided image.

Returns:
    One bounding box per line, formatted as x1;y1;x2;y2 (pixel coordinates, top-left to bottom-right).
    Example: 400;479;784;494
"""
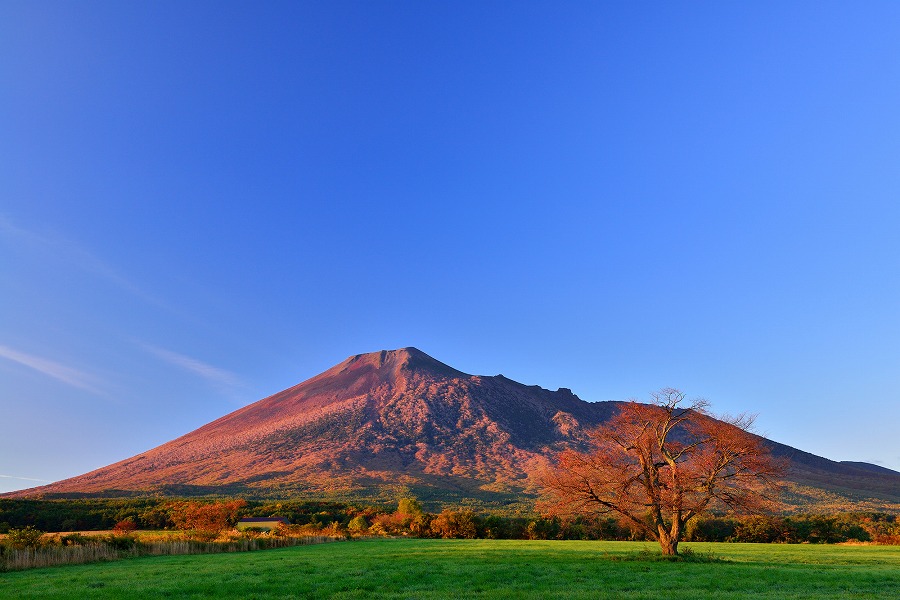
7;348;900;511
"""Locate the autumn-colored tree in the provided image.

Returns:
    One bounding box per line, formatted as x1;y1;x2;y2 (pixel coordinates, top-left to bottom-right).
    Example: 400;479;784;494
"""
541;389;784;555
430;509;478;539
167;500;247;536
393;496;424;532
369;513;399;535
396;497;423;519
408;513;433;537
113;518;137;535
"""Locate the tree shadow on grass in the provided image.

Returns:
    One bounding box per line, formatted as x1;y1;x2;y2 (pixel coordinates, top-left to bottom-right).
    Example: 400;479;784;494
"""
603;547;730;563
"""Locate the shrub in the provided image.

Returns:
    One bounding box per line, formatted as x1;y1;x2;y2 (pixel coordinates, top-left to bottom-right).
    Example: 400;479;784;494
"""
60;533;91;546
101;534;141;551
347;515;369;533
241;527;267;534
113;519;138;535
6;526;45;549
323;521;346;538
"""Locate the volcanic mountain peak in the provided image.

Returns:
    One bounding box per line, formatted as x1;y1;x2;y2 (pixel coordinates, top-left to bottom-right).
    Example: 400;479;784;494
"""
338;347;467;379
10;348;900;512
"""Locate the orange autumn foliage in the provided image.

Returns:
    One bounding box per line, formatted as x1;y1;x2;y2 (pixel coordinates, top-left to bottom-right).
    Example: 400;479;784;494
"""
167;500;247;534
541;389;784;555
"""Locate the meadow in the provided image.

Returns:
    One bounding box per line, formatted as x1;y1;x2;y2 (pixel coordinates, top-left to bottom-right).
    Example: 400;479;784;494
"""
1;538;898;599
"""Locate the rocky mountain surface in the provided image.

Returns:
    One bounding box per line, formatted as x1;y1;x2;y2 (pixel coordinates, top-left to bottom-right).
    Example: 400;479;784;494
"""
11;348;900;510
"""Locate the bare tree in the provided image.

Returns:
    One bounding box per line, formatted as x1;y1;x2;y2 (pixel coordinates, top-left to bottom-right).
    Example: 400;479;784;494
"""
541;388;784;555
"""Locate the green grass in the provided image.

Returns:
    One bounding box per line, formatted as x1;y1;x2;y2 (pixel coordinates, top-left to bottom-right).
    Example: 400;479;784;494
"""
1;539;898;599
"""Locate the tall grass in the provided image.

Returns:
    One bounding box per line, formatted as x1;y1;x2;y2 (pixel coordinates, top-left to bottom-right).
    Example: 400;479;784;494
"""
0;534;338;572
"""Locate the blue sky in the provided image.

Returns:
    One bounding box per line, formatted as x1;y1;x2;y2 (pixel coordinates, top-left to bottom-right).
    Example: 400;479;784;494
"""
2;1;899;493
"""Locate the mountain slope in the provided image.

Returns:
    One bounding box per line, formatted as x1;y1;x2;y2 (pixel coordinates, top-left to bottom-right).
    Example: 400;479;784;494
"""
11;348;900;510
19;349;614;500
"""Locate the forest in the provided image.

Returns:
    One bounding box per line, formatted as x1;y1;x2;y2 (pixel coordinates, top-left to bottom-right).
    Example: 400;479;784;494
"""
2;497;898;545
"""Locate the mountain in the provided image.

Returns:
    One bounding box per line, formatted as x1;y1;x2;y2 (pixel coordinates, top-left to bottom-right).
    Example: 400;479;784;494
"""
9;348;900;511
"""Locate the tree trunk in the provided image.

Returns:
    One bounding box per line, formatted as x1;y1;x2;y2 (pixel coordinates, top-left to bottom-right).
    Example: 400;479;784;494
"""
659;538;678;555
658;530;679;555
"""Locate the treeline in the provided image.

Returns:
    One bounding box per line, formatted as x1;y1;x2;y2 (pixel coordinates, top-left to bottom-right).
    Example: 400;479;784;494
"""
2;497;898;545
0;498;351;533
362;507;900;545
685;513;900;544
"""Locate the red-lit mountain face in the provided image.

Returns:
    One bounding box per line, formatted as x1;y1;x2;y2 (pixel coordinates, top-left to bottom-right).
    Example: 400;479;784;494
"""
16;349;616;501
11;348;900;510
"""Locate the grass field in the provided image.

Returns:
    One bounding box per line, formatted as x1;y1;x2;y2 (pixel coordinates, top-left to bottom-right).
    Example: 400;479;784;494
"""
1;539;898;599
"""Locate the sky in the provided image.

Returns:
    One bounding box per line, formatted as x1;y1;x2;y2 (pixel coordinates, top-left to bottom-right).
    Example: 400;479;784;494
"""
2;1;899;494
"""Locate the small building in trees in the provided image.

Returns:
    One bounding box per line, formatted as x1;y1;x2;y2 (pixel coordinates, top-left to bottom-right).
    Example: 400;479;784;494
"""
236;517;289;531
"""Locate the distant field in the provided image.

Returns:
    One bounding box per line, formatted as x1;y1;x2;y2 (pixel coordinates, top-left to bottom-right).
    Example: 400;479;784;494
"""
1;539;898;599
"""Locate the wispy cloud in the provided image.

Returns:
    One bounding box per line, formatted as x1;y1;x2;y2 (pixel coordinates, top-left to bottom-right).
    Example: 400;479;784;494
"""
0;474;52;483
0;214;168;309
139;343;242;390
0;344;104;394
